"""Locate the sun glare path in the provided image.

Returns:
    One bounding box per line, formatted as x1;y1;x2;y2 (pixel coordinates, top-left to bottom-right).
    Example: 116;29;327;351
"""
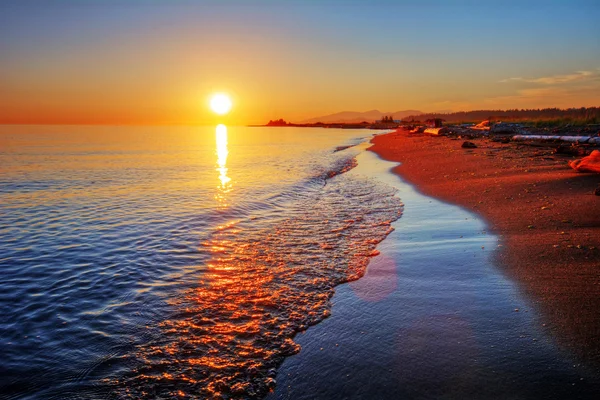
215;124;231;207
210;94;232;115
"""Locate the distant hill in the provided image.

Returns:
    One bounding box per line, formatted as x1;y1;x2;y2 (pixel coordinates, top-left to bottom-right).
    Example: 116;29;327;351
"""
300;109;422;124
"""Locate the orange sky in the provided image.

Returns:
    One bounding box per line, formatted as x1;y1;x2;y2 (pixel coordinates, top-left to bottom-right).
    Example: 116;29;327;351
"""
1;1;598;125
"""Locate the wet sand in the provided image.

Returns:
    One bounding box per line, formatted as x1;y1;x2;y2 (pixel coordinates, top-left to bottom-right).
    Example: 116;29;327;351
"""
268;138;600;399
369;129;600;367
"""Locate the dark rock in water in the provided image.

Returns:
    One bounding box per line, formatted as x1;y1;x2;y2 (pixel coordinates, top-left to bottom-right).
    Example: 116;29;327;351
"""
461;141;477;149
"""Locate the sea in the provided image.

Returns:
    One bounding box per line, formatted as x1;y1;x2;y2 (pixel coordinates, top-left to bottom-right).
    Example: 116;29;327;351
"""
0;125;402;399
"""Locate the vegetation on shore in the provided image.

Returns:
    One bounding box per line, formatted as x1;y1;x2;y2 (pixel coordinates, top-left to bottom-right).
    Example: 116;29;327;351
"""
403;107;600;127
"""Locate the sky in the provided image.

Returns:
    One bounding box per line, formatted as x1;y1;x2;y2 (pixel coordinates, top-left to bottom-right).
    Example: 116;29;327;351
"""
1;0;599;125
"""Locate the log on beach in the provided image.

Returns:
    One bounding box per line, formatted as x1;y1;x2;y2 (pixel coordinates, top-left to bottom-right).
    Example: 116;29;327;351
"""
423;127;448;136
512;135;600;144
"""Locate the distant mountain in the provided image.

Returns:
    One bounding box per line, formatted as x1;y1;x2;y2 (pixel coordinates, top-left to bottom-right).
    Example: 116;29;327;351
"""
300;109;422;124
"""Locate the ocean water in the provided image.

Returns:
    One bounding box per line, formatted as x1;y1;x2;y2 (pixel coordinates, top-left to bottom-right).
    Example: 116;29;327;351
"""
0;125;402;399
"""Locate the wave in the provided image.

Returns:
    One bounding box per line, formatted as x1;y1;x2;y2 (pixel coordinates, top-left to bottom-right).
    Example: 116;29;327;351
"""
107;160;404;399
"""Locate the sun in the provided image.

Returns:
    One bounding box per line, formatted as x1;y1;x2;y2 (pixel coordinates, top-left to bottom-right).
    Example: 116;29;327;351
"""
210;93;232;115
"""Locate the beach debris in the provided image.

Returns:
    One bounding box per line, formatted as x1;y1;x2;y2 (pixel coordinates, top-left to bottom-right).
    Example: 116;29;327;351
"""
461;141;477;149
424;127;448;136
490;123;527;135
409;126;426;134
569;150;600;173
513;135;600;144
470;120;491;131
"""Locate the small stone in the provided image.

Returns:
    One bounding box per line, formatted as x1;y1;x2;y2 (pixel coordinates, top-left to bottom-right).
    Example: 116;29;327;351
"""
265;377;276;389
461;141;477;149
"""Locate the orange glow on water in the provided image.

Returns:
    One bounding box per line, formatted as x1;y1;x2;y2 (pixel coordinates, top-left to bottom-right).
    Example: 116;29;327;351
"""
106;140;403;398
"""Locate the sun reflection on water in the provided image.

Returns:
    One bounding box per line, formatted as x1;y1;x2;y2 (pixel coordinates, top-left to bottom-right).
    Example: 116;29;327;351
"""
215;124;232;206
111;161;403;398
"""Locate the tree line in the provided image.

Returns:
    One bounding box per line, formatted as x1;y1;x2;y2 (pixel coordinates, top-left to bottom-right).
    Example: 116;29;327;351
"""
403;107;600;125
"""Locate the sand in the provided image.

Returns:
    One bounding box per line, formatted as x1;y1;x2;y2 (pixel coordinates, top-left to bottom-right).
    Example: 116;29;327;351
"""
369;128;600;367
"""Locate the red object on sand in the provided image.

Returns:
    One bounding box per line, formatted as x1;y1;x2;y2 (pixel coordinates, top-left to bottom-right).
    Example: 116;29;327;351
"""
569;150;600;173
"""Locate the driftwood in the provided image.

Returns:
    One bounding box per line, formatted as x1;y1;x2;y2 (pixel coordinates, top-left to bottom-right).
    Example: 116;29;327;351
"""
470;120;491;131
424;127;448;136
569;150;600;173
512;135;600;144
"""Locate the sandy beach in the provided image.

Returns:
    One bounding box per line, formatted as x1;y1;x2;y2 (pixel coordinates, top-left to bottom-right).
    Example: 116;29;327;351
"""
370;129;600;367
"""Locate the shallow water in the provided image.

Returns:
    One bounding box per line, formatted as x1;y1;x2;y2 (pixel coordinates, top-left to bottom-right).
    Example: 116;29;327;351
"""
0;125;402;398
269;149;600;400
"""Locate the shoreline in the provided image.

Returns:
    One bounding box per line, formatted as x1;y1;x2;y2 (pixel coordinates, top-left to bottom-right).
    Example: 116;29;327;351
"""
368;128;600;367
269;141;600;399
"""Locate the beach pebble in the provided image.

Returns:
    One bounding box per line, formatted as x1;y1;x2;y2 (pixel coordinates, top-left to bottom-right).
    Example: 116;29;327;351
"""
461;141;477;148
368;249;381;257
265;377;276;389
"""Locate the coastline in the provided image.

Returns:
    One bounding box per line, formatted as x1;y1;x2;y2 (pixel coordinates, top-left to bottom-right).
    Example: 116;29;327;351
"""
269;141;600;399
369;129;600;367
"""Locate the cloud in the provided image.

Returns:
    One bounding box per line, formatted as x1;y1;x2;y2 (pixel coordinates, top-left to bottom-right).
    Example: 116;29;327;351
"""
484;83;600;109
498;77;525;83
499;69;599;84
490;68;600;108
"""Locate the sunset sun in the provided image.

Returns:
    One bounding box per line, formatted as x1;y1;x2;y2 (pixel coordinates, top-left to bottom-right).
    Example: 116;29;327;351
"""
210;93;232;115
